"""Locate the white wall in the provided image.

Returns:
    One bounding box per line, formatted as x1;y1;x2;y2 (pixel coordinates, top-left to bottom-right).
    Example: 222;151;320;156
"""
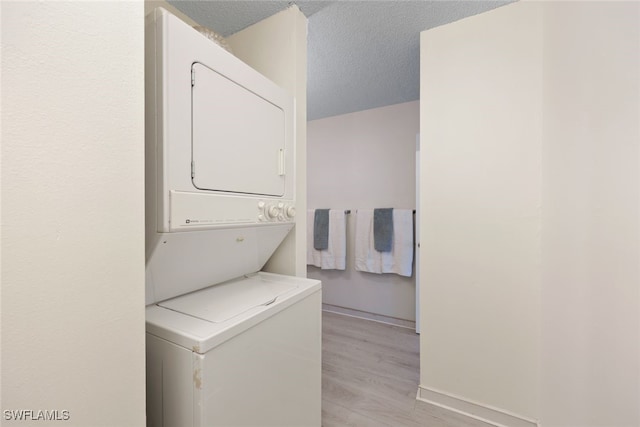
419;3;542;423
540;2;639;426
1;2;146;426
419;2;640;426
227;7;308;278
307;101;419;322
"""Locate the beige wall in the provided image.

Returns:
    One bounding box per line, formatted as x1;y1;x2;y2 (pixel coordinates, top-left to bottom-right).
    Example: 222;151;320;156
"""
419;2;542;423
1;2;146;426
419;1;639;426
540;2;639;426
227;6;308;278
307;101;419;322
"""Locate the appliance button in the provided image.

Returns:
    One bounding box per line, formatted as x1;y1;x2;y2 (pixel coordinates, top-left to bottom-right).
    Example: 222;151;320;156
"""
265;204;279;220
285;205;296;219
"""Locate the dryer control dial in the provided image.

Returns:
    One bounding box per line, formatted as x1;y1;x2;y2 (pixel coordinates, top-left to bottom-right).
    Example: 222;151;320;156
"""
264;204;280;220
284;205;296;219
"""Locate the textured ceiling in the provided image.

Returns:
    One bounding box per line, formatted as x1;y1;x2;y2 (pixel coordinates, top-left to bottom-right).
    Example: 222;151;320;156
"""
169;1;511;120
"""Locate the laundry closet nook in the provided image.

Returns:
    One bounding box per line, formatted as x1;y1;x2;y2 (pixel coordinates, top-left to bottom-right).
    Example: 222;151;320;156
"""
143;4;315;427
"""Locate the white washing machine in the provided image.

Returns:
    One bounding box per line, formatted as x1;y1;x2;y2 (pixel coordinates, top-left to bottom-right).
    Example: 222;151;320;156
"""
146;272;321;427
144;8;321;427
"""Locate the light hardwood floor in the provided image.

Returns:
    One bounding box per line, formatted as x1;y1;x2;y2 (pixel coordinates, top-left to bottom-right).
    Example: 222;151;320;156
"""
321;311;493;427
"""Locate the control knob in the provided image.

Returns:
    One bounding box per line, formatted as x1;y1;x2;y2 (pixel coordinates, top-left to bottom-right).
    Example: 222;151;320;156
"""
264;203;280;220
284;205;296;219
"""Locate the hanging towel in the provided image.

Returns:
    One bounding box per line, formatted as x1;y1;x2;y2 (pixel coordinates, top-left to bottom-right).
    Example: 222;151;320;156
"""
325;209;347;270
381;209;414;277
307;210;319;266
354;209;382;274
373;208;394;252
307;209;346;270
313;209;330;250
355;209;414;277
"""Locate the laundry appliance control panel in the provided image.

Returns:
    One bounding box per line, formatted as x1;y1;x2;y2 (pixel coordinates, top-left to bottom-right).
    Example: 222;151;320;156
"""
168;191;296;230
257;201;296;222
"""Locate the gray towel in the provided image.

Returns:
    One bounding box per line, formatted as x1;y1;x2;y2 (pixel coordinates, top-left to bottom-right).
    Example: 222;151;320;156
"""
374;208;394;252
313;209;330;250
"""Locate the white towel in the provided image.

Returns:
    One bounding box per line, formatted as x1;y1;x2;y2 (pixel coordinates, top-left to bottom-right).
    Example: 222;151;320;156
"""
354;210;381;274
307;209;346;270
355;209;414;277
383;209;414;276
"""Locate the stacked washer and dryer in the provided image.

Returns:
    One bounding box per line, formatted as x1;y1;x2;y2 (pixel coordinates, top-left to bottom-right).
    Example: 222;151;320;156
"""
144;8;321;427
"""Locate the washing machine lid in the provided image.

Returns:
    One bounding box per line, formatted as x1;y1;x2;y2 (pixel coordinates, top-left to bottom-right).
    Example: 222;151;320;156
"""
157;274;297;323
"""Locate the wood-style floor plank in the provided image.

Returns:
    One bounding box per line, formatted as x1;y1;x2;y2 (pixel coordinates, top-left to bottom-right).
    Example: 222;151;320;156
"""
321;311;494;427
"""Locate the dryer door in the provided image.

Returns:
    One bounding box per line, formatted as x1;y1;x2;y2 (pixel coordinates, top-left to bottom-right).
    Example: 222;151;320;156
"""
191;62;286;197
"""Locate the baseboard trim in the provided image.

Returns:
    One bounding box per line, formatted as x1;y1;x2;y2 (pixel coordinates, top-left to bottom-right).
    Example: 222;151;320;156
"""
417;385;538;427
322;303;416;330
